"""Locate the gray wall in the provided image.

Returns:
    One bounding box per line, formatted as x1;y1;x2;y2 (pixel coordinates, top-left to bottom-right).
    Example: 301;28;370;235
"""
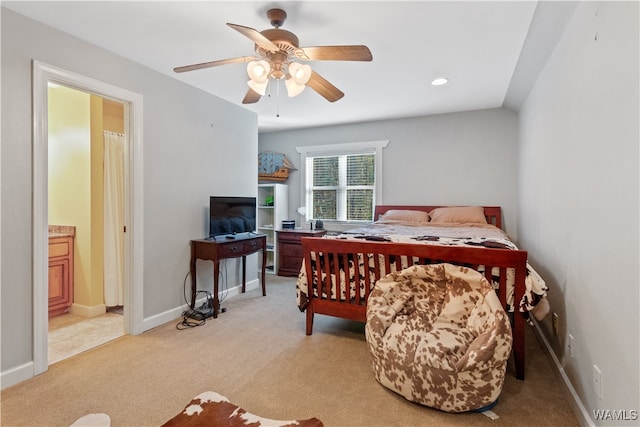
1;9;258;373
518;1;639;422
259;108;520;238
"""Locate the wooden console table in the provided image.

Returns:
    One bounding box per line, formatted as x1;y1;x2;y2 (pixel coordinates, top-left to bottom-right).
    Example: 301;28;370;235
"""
190;234;267;318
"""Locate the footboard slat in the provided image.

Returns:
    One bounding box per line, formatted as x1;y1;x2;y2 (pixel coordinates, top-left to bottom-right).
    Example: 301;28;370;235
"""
363;253;372;304
484;267;492;283
394;255;403;272
301;237;528;380
332;252;340;302
373;254;382;282
340;252;350;304
499;267;508;309
322;251;331;301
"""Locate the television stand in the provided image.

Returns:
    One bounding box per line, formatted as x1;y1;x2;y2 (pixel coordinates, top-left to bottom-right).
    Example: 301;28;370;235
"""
190;234;267;318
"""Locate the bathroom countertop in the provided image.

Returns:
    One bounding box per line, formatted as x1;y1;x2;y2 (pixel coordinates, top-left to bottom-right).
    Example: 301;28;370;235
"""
49;225;76;238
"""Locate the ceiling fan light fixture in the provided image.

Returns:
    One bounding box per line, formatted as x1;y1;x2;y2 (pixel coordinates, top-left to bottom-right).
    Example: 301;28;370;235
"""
285;78;306;97
284;62;311;97
288;62;312;85
247;79;268;96
247;60;271;83
175;8;372;104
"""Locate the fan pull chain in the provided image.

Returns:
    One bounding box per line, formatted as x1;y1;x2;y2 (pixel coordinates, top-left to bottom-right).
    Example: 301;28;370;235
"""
276;79;280;118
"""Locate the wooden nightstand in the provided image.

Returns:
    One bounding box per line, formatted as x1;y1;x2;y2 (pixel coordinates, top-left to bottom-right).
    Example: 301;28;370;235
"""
277;229;327;276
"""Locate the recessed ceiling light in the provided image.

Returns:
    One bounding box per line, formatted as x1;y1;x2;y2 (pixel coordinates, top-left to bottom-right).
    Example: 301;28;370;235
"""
431;77;449;86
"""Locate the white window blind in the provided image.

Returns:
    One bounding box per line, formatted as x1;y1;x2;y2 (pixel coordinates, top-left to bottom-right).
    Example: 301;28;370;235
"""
297;140;389;224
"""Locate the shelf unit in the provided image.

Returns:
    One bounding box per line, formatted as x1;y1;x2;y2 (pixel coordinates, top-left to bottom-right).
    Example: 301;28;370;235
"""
257;183;289;274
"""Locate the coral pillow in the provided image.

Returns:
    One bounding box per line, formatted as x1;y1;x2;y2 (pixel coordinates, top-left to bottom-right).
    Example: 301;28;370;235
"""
429;206;487;224
379;209;429;223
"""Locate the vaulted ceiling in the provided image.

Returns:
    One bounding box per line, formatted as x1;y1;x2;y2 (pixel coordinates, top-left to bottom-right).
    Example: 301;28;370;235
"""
3;1;577;132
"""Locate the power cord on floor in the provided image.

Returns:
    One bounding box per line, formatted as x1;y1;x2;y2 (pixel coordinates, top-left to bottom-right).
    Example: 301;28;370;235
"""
176;272;213;330
176;263;231;330
176;311;206;329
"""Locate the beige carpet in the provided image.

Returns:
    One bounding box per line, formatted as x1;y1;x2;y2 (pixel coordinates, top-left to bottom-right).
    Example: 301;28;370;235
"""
2;275;578;427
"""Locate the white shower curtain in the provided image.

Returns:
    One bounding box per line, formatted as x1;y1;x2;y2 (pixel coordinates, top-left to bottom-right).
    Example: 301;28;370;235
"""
104;131;125;307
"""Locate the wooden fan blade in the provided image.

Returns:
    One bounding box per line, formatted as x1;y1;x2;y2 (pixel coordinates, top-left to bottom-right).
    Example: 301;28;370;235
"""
174;56;255;73
295;45;372;62
242;88;262;104
227;23;280;53
306;71;344;102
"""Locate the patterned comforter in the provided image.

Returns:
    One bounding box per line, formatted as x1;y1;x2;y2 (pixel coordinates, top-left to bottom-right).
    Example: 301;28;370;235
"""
295;221;549;322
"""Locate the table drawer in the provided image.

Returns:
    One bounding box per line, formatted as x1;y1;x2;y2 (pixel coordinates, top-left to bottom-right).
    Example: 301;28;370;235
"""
243;239;262;252
49;239;71;258
219;242;246;257
278;230;327;242
280;242;303;257
278;233;304;243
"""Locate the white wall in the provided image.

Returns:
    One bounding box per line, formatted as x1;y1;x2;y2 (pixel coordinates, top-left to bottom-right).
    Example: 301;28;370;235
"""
1;8;258;376
259;108;520;237
518;1;639;424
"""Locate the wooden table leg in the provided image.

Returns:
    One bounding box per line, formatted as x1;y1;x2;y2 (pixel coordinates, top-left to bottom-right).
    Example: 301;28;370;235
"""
261;246;267;296
190;244;197;310
242;255;246;293
212;260;220;318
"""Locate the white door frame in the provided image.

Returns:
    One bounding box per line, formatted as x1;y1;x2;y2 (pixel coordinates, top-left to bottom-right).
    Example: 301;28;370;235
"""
32;61;144;375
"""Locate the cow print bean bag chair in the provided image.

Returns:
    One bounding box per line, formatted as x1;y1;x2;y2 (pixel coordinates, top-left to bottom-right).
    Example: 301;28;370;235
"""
365;263;512;413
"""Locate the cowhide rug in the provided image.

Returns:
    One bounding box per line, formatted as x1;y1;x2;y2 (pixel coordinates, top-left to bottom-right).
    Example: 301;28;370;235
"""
70;413;111;426
161;391;324;427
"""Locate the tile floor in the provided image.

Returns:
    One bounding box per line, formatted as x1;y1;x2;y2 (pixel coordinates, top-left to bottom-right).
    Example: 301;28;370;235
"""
48;311;125;364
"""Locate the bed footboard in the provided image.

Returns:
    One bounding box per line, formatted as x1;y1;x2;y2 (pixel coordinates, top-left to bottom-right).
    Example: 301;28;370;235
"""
301;237;528;380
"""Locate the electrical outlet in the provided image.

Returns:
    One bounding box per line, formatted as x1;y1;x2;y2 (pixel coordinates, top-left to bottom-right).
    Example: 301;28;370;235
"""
552;313;559;336
593;365;603;399
568;334;575;358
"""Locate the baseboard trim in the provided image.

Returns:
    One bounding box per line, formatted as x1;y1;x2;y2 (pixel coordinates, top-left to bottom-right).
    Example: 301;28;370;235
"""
531;319;594;426
70;303;107;318
2;280;260;390
1;362;35;390
141;279;259;331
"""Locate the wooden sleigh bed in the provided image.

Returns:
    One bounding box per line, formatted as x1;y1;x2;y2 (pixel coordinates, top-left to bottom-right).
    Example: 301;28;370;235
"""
297;205;548;381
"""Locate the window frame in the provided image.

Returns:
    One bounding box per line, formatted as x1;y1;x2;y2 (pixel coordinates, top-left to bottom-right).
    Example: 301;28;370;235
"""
296;140;389;225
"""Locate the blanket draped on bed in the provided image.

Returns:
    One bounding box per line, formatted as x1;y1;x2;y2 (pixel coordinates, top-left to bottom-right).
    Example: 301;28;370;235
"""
295;221;549;322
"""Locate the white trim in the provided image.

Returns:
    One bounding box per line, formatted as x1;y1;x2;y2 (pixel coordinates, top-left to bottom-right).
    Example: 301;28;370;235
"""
32;62;49;377
141;279;260;331
0;3;3;393
69;303;107;318
0;362;35;390
531;320;594;426
32;61;144;375
296;140;389;223
1;278;256;389
296;140;389;157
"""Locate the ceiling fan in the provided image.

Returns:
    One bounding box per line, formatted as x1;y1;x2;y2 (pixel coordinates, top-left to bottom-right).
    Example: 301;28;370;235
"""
174;8;372;104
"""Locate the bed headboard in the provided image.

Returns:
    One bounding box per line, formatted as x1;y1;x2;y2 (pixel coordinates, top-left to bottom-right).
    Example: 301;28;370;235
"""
373;205;503;230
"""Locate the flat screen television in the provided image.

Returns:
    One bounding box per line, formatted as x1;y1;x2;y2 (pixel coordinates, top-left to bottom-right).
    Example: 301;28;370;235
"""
209;196;257;237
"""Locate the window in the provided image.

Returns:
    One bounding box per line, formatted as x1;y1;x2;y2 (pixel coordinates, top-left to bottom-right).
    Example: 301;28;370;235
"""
297;140;389;224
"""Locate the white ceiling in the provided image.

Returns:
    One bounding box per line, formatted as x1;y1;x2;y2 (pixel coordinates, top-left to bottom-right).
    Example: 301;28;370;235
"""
3;1;574;133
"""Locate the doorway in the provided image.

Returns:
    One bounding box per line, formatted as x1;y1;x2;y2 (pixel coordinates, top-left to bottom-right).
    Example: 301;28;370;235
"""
47;84;126;363
33;61;144;375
